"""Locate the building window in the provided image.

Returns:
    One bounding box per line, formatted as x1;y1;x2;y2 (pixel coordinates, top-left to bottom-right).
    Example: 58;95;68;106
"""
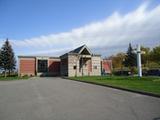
94;66;97;69
38;60;48;72
73;65;77;69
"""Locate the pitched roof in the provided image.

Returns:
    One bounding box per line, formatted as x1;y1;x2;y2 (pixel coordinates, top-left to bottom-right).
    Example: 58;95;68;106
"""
69;44;92;54
69;45;85;53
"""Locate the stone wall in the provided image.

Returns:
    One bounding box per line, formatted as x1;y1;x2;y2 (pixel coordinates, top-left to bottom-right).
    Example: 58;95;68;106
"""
68;55;78;77
67;54;101;77
91;56;101;76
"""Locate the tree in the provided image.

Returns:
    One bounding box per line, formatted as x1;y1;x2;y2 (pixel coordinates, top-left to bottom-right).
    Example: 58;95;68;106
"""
123;43;137;73
108;53;125;69
141;46;150;67
0;49;2;69
150;45;160;65
1;39;16;77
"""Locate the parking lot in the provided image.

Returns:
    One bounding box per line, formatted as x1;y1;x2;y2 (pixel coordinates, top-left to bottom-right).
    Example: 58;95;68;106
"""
0;77;160;120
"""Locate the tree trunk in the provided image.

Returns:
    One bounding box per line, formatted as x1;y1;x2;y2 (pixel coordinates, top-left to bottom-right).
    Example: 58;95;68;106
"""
4;70;7;78
9;70;10;76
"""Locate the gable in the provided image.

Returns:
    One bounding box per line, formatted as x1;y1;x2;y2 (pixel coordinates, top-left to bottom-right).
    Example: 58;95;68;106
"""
68;45;92;55
79;45;92;55
80;48;91;55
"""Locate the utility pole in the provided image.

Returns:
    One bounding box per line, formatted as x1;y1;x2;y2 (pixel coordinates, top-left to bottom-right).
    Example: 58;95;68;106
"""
137;44;142;77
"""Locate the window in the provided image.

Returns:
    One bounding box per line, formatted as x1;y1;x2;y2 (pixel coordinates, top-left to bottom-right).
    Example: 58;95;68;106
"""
38;60;48;72
73;65;77;69
94;66;97;69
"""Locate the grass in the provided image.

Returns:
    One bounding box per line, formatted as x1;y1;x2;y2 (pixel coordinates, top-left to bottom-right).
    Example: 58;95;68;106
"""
69;76;160;95
0;76;30;81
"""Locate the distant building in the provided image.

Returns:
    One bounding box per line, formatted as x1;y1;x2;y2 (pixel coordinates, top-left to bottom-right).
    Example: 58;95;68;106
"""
18;45;112;77
102;59;112;74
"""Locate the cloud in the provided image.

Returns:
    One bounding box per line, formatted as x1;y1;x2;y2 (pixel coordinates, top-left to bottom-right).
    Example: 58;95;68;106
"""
1;2;160;57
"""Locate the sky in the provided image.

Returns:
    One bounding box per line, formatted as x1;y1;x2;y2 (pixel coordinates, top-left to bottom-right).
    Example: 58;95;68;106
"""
0;0;160;57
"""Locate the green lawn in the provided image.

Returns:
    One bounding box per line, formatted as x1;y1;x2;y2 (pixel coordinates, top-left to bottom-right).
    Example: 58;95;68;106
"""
0;76;30;81
70;76;160;95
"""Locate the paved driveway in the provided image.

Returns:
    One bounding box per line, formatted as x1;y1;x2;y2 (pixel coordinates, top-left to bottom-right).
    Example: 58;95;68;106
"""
0;77;160;120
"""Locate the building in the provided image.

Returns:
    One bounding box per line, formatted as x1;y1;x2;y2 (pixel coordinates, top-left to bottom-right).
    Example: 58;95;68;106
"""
18;45;111;77
18;56;60;76
60;45;101;76
102;59;112;74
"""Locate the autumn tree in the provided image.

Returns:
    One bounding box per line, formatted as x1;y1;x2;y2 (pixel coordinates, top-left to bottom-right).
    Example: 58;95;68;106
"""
108;53;125;69
150;45;160;65
141;46;150;67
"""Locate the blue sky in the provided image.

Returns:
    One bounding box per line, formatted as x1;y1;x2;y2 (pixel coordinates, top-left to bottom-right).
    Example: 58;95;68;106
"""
0;0;160;57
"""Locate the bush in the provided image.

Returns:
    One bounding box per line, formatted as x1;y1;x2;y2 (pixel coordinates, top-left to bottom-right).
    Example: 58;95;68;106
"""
113;70;131;76
131;67;138;75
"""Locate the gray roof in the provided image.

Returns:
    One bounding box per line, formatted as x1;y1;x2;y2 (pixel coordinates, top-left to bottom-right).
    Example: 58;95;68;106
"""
68;44;92;55
69;45;85;53
60;44;90;58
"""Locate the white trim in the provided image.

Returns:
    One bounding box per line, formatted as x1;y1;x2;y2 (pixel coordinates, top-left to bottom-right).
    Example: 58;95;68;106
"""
79;45;92;55
19;58;35;60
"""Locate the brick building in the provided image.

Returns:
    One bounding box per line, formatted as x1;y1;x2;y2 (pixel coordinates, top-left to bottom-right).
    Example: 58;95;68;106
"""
18;45;112;77
102;59;112;74
18;56;60;76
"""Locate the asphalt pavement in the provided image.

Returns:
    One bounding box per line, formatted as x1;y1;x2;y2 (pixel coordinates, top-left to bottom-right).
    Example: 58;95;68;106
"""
0;77;160;120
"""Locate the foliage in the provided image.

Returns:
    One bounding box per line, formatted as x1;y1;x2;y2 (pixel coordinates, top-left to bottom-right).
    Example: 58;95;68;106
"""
108;53;125;69
150;45;160;65
107;44;160;71
141;46;150;67
0;39;16;77
123;43;137;68
0;49;2;69
148;62;160;68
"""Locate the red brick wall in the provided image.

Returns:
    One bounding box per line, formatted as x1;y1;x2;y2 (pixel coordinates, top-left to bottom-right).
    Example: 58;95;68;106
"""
49;60;60;75
19;58;36;76
102;60;112;73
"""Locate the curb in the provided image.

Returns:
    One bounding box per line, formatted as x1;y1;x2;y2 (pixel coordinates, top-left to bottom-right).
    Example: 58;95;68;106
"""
63;77;160;98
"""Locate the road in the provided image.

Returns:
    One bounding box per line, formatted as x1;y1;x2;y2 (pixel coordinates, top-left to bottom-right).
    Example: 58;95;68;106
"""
0;77;160;120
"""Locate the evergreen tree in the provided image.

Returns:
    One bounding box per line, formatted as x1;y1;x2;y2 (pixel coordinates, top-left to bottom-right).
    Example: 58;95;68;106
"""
123;43;137;73
1;39;16;77
0;49;2;69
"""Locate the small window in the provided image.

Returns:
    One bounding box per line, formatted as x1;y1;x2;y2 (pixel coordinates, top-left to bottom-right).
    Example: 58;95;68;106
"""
94;66;97;69
73;65;77;69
